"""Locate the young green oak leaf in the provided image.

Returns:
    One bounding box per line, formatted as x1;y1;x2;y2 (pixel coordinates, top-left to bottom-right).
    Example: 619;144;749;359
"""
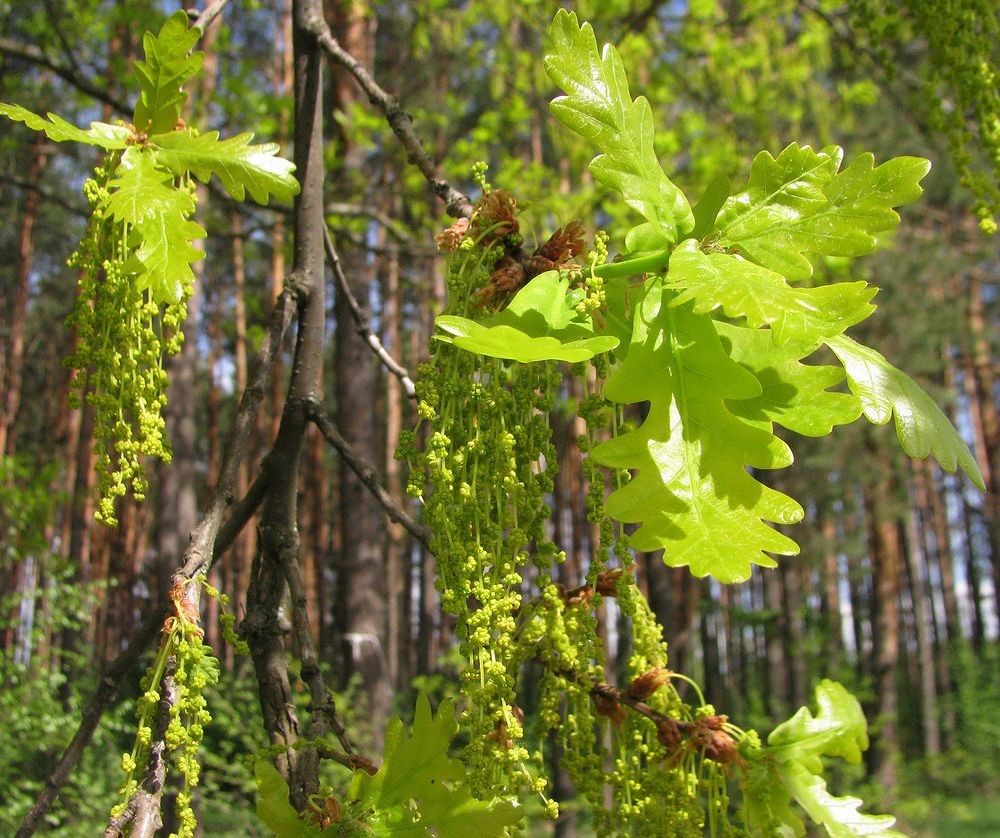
545;9;694;246
827;334;985;488
127;210;206;306
0;103;128;149
744;680;904;837
103;148;197;225
133;10;203;135
436;270;618;363
666;240;877;345
718;323;863;437
255;759;336;837
152;128;300;205
349;695;522;836
714;144;929;281
590;282;803;583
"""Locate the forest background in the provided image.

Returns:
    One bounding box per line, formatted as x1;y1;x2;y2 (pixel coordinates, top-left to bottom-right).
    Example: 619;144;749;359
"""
0;0;998;835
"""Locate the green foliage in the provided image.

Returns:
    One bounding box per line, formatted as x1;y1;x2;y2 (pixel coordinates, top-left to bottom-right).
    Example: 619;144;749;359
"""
848;0;1000;232
667;241;877;346
254;696;522;836
350;695;522;835
0;9;299;523
430;9;981;583
435;270;618;362
714;145;929;281
743;680;904;837
153;128;299;204
132;11;203;135
828;335;984;488
544;9;694;246
591;285;803;582
0;103;127;148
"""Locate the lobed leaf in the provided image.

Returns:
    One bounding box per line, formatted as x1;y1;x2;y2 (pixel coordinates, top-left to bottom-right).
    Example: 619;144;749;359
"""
715;144;929;281
350;695;522;836
435;270;618;363
666;240;877;345
127;210;205;306
133;10;203;135
748;681;905;838
153;128;300;205
545;9;693;245
590;281;803;583
0;103;128;149
104;147;196;225
827;334;985;489
718;323;862;437
254;759;334;837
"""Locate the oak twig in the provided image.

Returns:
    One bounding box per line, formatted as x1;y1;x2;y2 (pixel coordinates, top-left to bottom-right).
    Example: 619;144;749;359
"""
308;401;432;549
305;17;473;219
324;226;417;399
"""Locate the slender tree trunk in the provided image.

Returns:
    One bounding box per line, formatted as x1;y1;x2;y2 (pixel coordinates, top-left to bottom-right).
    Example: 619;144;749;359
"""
901;494;941;757
328;0;392;744
0;137;47;457
821;512;843;671
965;273;1000;617
864;444;901;790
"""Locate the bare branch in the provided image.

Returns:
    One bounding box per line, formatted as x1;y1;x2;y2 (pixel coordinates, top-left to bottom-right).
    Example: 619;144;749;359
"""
308;401;432;550
0;37;130;116
304;18;473;219
324;226;417;399
188;0;234;35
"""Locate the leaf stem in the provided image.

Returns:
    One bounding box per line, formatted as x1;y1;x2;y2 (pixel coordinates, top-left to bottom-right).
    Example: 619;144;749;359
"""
591;249;671;279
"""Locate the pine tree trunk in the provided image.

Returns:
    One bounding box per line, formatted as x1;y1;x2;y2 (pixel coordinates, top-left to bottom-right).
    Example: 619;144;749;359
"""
0;137;47;456
864;444;901;790
901;486;941;757
328;0;392;744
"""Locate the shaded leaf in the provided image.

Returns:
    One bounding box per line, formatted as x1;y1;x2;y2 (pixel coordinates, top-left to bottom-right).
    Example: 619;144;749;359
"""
350;695;522;837
254;760;333;837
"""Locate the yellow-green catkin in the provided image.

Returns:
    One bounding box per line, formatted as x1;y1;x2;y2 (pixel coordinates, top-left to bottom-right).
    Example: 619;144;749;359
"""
65;159;191;525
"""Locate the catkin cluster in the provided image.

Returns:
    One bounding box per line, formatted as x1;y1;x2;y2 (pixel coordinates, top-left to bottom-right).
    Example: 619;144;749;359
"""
65;159;191;525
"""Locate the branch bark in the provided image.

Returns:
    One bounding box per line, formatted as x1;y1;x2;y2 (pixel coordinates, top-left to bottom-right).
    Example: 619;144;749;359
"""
240;0;329;811
309;402;432;549
324;225;417;398
306;17;473;219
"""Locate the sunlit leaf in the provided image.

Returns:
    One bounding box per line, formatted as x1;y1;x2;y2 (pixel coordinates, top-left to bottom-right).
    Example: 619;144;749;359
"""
828;334;985;488
153;128;299;205
590;281;802;582
545;9;694;244
0;103;128;148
